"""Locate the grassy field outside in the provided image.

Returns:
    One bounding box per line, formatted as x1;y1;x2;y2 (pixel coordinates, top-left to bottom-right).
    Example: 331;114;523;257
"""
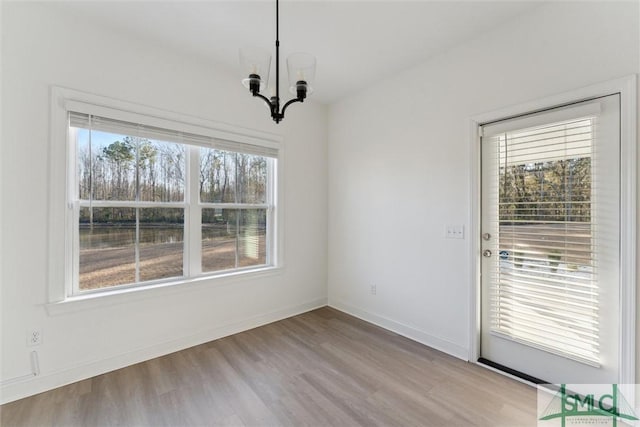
79;225;265;291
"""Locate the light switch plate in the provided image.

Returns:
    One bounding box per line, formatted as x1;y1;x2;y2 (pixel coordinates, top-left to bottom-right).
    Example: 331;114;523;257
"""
446;225;464;239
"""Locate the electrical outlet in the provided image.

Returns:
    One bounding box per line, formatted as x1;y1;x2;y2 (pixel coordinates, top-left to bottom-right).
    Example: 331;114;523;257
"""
27;330;42;347
370;284;377;295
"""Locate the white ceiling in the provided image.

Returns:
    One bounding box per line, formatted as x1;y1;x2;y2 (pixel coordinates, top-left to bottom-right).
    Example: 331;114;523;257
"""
51;1;542;104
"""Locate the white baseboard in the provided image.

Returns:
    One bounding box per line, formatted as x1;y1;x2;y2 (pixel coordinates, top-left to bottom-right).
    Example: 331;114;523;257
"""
329;299;469;361
1;297;327;405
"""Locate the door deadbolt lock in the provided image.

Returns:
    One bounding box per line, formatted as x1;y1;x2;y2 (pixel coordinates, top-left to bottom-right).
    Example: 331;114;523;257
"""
483;249;492;258
482;233;491;241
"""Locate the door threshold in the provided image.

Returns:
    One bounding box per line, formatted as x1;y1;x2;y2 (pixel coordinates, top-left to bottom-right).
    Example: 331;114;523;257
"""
477;357;547;386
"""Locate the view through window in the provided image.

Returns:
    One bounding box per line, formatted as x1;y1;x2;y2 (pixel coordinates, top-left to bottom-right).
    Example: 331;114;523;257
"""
493;117;598;363
70;113;276;294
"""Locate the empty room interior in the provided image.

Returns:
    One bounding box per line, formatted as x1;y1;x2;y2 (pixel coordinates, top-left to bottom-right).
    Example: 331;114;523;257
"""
1;1;640;425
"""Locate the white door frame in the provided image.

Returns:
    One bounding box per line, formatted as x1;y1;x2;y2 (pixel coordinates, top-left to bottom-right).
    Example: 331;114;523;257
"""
468;75;637;386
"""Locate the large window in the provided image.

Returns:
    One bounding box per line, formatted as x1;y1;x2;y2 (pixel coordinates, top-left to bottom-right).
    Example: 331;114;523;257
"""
68;112;277;295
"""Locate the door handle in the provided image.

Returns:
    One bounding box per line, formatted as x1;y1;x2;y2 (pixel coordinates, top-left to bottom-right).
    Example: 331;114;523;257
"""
483;249;492;258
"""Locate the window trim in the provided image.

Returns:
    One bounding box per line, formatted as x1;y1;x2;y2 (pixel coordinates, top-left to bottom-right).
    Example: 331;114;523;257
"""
47;87;284;311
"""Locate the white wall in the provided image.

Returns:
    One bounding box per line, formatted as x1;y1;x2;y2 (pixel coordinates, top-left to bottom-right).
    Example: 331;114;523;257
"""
2;0;638;405
328;1;639;365
1;2;327;403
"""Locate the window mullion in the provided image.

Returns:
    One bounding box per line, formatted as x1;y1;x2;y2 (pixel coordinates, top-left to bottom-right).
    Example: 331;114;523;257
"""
234;153;239;268
187;146;202;276
235;209;240;269
134;136;141;283
135;207;140;283
198;203;269;209
78;201;187;208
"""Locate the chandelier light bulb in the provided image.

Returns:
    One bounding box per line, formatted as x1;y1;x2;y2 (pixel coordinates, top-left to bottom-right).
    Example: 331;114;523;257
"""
239;47;271;92
287;52;316;95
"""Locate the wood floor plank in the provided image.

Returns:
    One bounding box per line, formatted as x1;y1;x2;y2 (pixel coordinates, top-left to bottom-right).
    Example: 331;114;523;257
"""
1;307;537;426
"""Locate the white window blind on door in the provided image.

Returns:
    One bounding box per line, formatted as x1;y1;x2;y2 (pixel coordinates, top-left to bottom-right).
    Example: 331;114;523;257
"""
482;104;606;366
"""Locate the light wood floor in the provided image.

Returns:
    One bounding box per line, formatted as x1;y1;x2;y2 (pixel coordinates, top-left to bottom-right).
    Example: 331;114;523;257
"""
1;307;537;426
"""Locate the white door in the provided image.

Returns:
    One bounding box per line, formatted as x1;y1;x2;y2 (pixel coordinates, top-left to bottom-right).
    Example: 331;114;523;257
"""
480;94;620;384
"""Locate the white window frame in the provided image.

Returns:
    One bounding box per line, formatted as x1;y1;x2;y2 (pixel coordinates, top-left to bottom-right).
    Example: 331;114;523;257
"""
468;75;637;386
47;87;284;313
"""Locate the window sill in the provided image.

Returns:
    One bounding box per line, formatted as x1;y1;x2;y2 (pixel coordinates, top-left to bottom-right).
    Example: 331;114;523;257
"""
45;266;283;316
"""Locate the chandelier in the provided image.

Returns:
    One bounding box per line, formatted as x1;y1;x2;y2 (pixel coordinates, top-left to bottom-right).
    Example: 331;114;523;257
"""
239;0;316;124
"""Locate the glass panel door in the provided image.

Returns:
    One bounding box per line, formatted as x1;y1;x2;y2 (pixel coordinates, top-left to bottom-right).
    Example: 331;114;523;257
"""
480;95;620;384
